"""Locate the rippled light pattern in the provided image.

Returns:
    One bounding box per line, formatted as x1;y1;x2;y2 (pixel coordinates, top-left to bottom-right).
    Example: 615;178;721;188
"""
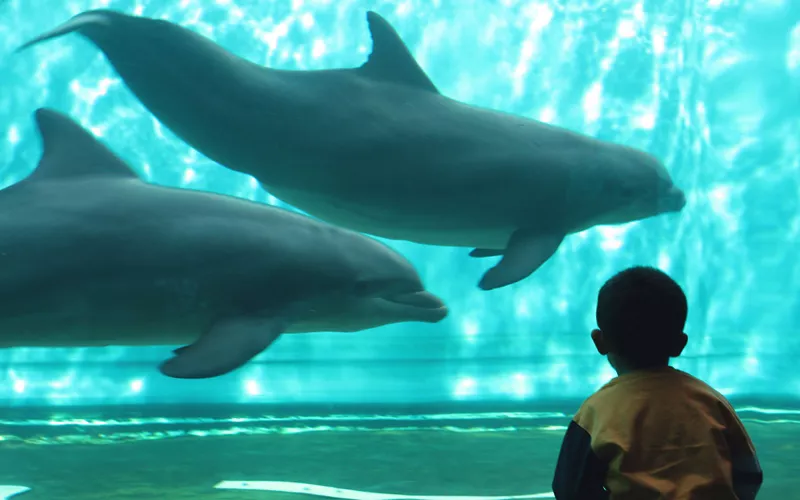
0;0;798;406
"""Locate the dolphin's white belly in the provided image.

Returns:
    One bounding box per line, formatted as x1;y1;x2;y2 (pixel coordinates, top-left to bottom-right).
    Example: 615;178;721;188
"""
267;184;516;249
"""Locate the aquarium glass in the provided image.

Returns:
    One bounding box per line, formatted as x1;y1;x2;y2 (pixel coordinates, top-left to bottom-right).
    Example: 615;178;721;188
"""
0;0;798;498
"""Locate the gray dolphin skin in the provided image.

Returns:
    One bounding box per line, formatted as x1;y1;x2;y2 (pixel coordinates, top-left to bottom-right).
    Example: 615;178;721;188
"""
0;108;447;379
18;10;687;291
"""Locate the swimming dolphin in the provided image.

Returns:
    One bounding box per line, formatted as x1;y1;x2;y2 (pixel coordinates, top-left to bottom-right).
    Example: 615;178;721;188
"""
17;10;687;291
0;108;447;379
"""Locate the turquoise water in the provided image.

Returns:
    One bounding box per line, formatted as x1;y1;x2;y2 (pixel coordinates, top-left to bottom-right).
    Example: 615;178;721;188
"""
0;0;797;407
0;0;799;440
0;0;799;498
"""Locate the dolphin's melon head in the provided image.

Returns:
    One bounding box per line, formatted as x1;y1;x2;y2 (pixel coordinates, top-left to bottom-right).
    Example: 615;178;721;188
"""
348;236;428;299
582;143;686;227
349;290;449;328
301;236;447;331
296;290;448;333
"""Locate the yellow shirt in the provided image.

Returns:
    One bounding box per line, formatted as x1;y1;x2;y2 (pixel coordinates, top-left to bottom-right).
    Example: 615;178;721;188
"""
552;367;763;500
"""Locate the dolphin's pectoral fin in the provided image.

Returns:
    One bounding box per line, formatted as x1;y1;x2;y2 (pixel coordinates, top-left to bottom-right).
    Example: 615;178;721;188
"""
469;248;504;258
159;316;289;379
477;230;565;291
172;345;189;355
360;12;439;93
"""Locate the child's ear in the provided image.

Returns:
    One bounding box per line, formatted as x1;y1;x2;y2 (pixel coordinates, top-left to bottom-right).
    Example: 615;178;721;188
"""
669;332;688;357
591;328;609;355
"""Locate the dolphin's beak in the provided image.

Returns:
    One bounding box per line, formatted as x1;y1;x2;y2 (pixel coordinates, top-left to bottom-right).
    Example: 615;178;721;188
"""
386;291;449;322
661;186;686;212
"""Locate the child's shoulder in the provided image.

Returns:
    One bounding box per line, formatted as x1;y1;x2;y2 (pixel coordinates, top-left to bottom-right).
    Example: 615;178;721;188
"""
575;367;733;426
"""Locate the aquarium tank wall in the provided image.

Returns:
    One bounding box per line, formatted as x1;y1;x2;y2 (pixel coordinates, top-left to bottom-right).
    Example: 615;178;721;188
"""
0;0;798;498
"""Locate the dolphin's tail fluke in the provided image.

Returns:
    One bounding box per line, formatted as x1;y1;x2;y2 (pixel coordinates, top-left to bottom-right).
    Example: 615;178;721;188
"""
16;11;112;53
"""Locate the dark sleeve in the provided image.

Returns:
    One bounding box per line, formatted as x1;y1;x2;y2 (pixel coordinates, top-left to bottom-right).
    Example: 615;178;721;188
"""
552;420;609;500
725;425;763;500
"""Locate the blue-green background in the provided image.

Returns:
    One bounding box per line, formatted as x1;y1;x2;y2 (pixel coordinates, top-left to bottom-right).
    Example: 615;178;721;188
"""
0;0;798;407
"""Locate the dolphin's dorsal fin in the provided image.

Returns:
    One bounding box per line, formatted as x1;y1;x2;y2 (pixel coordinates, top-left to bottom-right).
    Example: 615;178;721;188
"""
24;108;140;183
358;11;439;93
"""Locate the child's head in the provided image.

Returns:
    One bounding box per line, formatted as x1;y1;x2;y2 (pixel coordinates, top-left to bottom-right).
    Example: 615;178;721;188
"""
591;266;688;373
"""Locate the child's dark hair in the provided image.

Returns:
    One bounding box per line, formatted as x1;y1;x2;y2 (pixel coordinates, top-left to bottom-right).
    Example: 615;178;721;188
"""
596;266;688;368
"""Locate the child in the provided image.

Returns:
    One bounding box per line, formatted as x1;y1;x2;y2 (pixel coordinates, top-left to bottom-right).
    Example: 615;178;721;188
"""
552;266;763;499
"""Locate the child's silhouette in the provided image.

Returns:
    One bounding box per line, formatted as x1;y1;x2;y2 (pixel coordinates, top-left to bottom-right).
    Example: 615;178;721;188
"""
552;266;763;499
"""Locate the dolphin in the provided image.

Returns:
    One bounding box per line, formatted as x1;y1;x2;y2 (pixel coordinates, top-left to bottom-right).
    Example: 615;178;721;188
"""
0;108;447;379
17;10;687;291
